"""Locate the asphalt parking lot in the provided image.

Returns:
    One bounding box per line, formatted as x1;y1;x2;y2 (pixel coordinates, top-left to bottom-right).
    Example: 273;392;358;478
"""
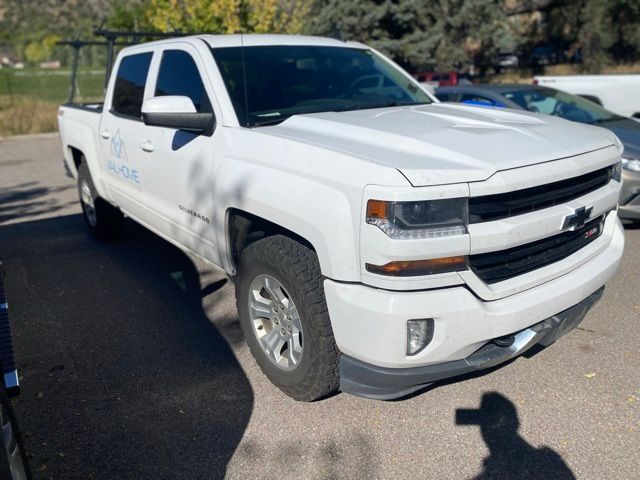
0;133;638;480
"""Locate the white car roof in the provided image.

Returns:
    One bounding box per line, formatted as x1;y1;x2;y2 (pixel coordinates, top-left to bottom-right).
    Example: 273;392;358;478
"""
199;34;363;49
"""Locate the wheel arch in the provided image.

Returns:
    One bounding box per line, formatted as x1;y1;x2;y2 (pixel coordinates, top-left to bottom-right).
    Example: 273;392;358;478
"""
226;208;320;275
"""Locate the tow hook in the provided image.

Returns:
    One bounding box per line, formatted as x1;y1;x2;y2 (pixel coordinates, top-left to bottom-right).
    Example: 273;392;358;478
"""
493;334;516;348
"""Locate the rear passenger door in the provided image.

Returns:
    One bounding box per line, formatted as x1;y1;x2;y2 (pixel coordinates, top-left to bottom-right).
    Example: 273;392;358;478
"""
98;51;154;219
138;45;221;262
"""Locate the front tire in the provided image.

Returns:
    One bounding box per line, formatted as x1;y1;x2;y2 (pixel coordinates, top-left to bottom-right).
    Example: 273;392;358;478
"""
77;160;123;240
235;235;339;401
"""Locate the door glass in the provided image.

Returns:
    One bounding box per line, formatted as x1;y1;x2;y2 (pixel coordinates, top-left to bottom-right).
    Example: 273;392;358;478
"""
112;52;153;118
155;50;212;113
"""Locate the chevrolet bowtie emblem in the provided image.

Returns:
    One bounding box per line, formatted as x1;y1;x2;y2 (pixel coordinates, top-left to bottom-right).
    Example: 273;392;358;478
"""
562;206;593;230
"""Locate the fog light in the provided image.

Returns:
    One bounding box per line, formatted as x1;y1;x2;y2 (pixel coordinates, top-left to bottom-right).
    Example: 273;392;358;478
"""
406;318;434;356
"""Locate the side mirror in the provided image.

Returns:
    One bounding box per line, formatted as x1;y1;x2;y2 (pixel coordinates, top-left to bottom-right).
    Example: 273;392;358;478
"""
141;96;215;134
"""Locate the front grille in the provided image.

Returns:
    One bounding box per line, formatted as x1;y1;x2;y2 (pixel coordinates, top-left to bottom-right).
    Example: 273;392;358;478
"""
469;216;604;284
469;166;612;223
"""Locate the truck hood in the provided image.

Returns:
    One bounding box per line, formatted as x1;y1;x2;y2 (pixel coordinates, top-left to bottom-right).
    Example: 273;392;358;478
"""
262;103;617;186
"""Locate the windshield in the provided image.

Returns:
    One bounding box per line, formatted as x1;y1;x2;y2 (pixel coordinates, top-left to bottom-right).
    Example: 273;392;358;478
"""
210;45;432;127
503;87;622;124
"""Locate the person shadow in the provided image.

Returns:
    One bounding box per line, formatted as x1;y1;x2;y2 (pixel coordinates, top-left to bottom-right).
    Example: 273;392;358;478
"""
457;392;576;480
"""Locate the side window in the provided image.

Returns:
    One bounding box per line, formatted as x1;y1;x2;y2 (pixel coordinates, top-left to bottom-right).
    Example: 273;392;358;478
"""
155;50;212;113
112;52;153;118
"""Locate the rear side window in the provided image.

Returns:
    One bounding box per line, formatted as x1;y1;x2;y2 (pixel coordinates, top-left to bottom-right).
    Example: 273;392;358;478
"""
112;52;153;118
155;50;212;113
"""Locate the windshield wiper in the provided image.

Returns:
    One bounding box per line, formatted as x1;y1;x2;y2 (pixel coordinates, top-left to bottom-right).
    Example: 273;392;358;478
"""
250;116;291;127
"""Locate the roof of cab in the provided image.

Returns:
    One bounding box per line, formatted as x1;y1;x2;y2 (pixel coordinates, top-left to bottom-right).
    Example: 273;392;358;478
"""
199;34;362;49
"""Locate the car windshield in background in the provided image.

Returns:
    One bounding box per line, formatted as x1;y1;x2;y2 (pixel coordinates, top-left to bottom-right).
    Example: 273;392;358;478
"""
210;45;432;127
503;87;622;124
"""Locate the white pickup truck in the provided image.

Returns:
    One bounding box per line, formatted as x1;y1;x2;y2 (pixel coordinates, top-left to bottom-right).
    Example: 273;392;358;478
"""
534;74;640;119
58;35;625;401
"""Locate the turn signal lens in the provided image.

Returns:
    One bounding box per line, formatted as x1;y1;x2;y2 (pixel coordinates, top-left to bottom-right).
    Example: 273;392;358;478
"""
366;200;388;219
365;256;468;277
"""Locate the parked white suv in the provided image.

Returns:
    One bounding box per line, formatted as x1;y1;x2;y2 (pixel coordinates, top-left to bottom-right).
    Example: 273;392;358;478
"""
58;35;624;400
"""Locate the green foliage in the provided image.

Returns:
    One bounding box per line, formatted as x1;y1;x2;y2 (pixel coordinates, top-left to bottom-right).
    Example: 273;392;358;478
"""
106;0;154;31
1;0;639;73
143;0;310;34
308;0;520;73
0;0;104;59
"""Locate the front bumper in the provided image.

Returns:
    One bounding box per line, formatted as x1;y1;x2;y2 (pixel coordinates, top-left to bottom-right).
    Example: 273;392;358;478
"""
618;169;640;220
324;217;624;398
340;287;603;400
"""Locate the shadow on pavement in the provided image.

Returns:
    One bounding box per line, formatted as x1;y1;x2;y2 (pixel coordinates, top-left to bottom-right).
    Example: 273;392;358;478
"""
0;182;75;225
457;392;575;480
0;214;252;480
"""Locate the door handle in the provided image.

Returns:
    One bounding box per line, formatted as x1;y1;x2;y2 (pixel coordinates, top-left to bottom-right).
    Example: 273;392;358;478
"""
100;129;111;139
140;140;155;153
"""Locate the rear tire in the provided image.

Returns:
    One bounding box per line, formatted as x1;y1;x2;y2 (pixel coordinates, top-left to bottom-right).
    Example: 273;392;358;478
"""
235;235;339;401
77;160;123;240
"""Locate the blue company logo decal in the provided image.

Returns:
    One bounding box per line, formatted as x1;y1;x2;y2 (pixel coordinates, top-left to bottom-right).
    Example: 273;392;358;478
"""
109;128;128;161
107;129;142;189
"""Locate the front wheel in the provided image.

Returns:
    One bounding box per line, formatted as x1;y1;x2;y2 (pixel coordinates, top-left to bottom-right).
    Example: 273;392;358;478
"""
77;161;123;240
235;235;339;401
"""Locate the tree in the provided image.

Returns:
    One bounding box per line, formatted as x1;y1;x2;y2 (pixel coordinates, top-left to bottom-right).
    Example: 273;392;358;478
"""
144;0;310;34
545;0;640;71
24;35;62;64
308;0;520;73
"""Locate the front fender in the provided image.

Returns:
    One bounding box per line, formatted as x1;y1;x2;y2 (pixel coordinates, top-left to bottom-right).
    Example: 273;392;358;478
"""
213;158;362;281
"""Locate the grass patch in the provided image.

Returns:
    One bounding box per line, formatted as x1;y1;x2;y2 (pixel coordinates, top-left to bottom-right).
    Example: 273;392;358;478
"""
0;68;105;136
0;97;59;136
0;67;105;103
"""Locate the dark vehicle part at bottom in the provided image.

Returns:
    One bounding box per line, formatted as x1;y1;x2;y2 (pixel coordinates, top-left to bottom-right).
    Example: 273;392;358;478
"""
0;262;31;480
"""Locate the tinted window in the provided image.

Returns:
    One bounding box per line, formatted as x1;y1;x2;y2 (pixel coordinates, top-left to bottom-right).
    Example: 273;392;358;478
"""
211;46;431;127
155;50;212;113
112;53;153;118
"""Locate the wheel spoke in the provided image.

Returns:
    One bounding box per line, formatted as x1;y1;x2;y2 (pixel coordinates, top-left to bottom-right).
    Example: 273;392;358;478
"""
263;276;286;303
261;328;281;355
290;311;303;333
249;290;272;318
287;337;302;366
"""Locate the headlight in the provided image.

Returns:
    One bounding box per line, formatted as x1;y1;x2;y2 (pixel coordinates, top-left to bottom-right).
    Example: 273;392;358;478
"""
366;198;468;239
622;157;640;172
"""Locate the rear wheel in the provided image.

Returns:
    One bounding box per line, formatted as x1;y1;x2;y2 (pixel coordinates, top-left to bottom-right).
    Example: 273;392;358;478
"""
77;160;123;240
235;235;339;401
